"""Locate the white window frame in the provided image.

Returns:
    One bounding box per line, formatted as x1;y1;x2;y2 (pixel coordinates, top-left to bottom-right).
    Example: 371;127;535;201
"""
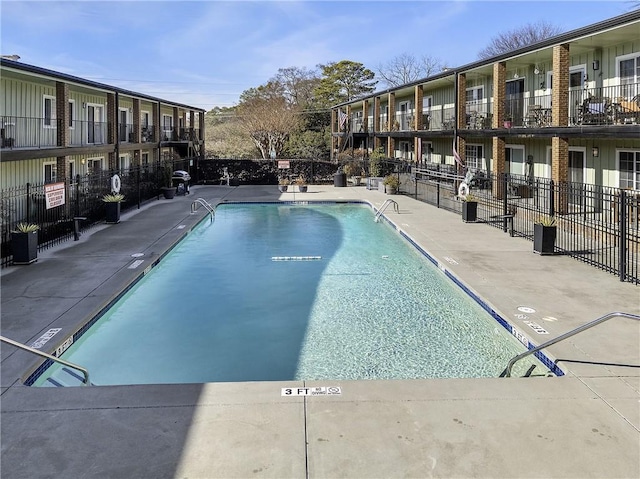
615;52;640;98
119;154;130;172
43;95;56;128
617;149;640;190
506;145;526;175
141;110;151;128
465;143;484;171
43;161;57;183
68;99;75;129
545;64;587;90
568;146;587;184
87;157;103;175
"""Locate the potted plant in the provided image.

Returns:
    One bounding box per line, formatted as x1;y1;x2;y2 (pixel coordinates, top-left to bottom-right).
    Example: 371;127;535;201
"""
278;178;290;193
461;193;479;223
102;193;125;224
533;215;557;255
11;222;39;264
503;115;513;129
383;174;400;195
294;176;308;193
160;156;176;199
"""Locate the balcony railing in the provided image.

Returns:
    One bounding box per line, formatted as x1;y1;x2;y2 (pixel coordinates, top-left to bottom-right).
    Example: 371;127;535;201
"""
569;83;640;126
1;116;58;149
70;120;108;146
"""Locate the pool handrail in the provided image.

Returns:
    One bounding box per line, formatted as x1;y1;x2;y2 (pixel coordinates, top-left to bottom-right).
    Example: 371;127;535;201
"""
191;198;215;221
0;335;91;386
374;199;399;222
500;311;640;377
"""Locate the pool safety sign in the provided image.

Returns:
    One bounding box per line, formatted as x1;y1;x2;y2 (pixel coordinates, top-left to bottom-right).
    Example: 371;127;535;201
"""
44;182;65;209
281;386;342;397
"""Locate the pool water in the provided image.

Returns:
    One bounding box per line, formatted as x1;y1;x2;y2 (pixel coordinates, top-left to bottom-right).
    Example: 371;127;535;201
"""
33;203;547;386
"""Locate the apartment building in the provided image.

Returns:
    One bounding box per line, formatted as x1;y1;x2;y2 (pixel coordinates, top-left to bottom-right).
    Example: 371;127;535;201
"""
332;10;640;191
0;59;205;189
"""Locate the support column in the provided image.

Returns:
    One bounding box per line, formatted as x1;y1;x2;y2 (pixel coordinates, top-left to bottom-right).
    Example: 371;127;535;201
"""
373;97;381;149
362;99;369;134
107;92;117;170
492;62;506;128
331;109;337;160
414;85;423;130
552;44;570;127
132;98;141;143
55;81;69;180
456;73;466;130
388;92;396;130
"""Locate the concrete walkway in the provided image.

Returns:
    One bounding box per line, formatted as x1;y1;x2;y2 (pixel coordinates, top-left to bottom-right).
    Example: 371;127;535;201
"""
1;185;639;478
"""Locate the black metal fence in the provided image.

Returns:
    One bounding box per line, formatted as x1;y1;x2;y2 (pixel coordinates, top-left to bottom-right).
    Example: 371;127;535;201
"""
1;161;174;267
392;160;639;284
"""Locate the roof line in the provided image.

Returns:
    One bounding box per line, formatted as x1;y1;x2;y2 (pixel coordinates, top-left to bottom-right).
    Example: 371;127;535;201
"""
0;59;206;112
334;9;640;108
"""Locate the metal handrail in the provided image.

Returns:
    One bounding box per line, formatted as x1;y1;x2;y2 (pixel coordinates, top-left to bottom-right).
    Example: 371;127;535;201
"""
0;335;91;386
501;311;640;377
374;199;399;222
191;198;215;221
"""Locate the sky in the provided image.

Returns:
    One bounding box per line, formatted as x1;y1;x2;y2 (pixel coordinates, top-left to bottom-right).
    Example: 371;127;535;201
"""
1;0;635;111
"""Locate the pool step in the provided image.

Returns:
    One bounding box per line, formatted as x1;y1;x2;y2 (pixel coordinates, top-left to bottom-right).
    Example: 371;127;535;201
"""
44;367;88;387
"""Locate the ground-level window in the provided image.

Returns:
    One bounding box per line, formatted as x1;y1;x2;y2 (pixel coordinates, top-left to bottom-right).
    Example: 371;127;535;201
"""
87;158;103;175
465;144;484;170
141;152;149;166
43;162;57;183
619;150;640;190
119;155;130;172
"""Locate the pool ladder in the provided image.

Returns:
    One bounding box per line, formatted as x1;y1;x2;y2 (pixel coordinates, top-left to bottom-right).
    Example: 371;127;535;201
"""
191;198;215;221
374;199;399;222
0;335;91;386
500;311;640;377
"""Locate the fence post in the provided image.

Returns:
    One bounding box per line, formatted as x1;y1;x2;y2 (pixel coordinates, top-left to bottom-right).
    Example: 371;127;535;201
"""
75;174;80;218
549;179;555;217
619;189;627;282
26;183;31;221
436;164;440;208
137;166;141;210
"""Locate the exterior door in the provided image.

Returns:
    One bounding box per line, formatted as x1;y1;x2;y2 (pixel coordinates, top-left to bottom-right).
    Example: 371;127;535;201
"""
506;79;525;126
569;149;585;205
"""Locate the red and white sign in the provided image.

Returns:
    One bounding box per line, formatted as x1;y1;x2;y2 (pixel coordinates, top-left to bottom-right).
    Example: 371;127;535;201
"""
44;182;65;209
278;160;290;169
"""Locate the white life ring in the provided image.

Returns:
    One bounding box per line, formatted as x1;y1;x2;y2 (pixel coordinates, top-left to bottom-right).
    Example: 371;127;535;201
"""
458;181;469;197
111;174;121;194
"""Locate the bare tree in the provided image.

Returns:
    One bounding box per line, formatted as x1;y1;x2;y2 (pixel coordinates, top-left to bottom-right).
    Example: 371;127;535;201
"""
271;66;320;107
377;54;444;88
236;95;301;159
477;21;563;59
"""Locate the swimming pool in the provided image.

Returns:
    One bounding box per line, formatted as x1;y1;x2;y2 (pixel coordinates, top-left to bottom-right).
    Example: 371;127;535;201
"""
31;202;555;386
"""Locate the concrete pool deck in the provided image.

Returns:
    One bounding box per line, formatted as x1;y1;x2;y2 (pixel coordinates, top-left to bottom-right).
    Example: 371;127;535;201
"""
1;184;639;478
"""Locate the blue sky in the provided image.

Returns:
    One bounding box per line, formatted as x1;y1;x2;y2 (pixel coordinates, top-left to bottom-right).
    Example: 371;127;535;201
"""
1;1;634;111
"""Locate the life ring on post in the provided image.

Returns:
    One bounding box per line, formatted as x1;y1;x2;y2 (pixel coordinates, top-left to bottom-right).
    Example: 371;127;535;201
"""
111;174;121;194
458;181;469;198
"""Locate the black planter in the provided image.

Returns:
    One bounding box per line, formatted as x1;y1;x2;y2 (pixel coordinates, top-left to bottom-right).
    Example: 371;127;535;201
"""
11;231;38;264
462;201;478;222
298;185;308;193
278;185;288;193
333;172;346;187
533;224;557;255
105;202;121;224
161;187;176;199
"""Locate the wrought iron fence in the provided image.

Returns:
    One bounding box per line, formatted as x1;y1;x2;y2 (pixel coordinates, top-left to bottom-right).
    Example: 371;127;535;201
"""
398;162;639;284
1;162;172;267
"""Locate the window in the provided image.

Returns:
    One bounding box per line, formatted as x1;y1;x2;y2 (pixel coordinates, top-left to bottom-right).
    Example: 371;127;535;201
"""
87;158;103;175
619;150;640;190
465;144;484;170
68;100;75;128
141;111;150;128
618;54;640;98
141;152;149;166
119;155;129;172
465;86;484;114
43;162;57;183
43;95;56;128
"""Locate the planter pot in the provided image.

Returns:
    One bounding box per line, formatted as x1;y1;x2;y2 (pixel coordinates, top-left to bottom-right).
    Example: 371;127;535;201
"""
278;185;288;193
11;231;38;264
161;187;176;199
533;223;557;255
105;202;121;224
462;201;478;222
352;176;361;186
386;185;397;195
298;185;308;193
333;172;347;187
504;121;512;129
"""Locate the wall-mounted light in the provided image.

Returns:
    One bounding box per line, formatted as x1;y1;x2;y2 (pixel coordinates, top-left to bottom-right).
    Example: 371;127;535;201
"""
82;102;86;108
534;65;540;75
592;60;600;71
592;146;599;158
540;81;546;90
513;69;519;79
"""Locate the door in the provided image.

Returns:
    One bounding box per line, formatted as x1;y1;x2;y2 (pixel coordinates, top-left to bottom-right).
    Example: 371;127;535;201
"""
506;146;525;176
569;149;585;206
119;110;128;142
399;101;411;130
506;79;525;126
87;106;95;144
